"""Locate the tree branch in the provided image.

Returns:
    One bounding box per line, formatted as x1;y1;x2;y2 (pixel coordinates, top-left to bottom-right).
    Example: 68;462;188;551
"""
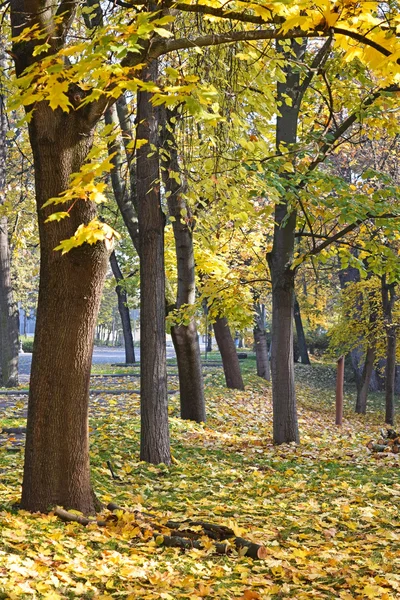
301;213;400;261
55;0;80;49
150;28;323;58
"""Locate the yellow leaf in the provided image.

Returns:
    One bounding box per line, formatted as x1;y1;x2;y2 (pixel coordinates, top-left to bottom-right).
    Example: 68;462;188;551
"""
47;79;72;111
45;211;70;223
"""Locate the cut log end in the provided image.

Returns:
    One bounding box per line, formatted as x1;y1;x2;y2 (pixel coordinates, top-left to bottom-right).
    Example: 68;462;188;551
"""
256;546;268;559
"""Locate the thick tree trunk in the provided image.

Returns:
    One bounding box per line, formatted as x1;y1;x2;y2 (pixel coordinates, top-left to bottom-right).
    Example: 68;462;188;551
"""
267;41;305;444
355;346;375;414
382;279;396;426
254;303;270;381
20;105;109;513
294;295;310;365
161;107;205;423
109;251;135;364
171;323;205;421
0;50;19;387
136;61;170;464
213;316;244;390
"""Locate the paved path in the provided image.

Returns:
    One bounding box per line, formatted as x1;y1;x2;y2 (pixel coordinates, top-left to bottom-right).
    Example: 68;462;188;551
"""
18;345;179;376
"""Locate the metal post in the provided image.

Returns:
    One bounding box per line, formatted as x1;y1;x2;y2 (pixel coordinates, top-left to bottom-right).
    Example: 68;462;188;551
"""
336;355;344;426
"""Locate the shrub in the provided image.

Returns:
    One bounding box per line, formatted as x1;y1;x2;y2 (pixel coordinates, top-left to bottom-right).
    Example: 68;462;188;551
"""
22;339;34;353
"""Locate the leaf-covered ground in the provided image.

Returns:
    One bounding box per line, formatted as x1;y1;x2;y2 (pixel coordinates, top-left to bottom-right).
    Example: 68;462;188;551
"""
0;360;399;599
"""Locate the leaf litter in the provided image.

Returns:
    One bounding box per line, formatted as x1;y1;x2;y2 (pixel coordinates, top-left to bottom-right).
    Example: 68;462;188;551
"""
0;362;399;598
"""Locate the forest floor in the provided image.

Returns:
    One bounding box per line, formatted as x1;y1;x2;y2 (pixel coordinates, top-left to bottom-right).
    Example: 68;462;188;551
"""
0;358;399;599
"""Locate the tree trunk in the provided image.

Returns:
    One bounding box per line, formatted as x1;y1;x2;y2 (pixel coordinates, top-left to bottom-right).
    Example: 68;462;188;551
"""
355;346;375;414
109;251;135;364
136;60;170;464
105;104;139;254
254;303;270;381
294;295;310;365
0;63;19;388
382;278;396;426
267;41;306;444
171;323;205;421
213;316;244;390
338;264;364;387
20;105;109;513
207;325;212;352
161;107;205;423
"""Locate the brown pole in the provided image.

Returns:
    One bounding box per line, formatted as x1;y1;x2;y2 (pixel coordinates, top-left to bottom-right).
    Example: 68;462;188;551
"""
336;356;344;426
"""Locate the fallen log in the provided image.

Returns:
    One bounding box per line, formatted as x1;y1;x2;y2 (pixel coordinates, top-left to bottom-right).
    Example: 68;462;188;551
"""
160;534;266;559
107;503;266;559
367;429;400;453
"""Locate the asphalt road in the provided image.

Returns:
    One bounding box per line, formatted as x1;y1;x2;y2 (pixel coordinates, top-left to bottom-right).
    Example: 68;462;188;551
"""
18;345;178;376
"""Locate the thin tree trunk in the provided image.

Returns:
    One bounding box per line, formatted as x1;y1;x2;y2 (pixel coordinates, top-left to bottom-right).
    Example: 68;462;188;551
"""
355;346;375;414
382;278;396;426
136;60;170;464
0;48;19;387
161;107;205;423
109;251;135;364
254;303;270;381
294;295;310;365
213;316;244;390
105;104;139;254
20;105;109;514
355;285;378;413
267;41;306;444
207;325;212;352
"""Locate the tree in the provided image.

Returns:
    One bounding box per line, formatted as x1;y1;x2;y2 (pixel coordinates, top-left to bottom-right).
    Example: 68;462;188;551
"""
254;302;271;381
0;45;19;387
109;251;135;363
9;0;113;513
161;107;205;422
136;60;171;464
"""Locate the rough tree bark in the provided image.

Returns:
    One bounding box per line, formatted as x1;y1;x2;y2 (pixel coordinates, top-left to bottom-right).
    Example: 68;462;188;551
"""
136;60;171;464
382;277;397;426
294;295;310;365
213;316;244;390
20;106;109;513
254;303;270;381
109;251;135;364
11;0;111;513
0;46;19;387
267;41;306;444
161;108;205;423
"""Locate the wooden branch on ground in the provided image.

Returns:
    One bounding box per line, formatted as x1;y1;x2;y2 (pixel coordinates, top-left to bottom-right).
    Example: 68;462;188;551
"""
107;503;267;559
54;508;107;527
54;504;267;559
367;429;400;453
160;534;266;558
